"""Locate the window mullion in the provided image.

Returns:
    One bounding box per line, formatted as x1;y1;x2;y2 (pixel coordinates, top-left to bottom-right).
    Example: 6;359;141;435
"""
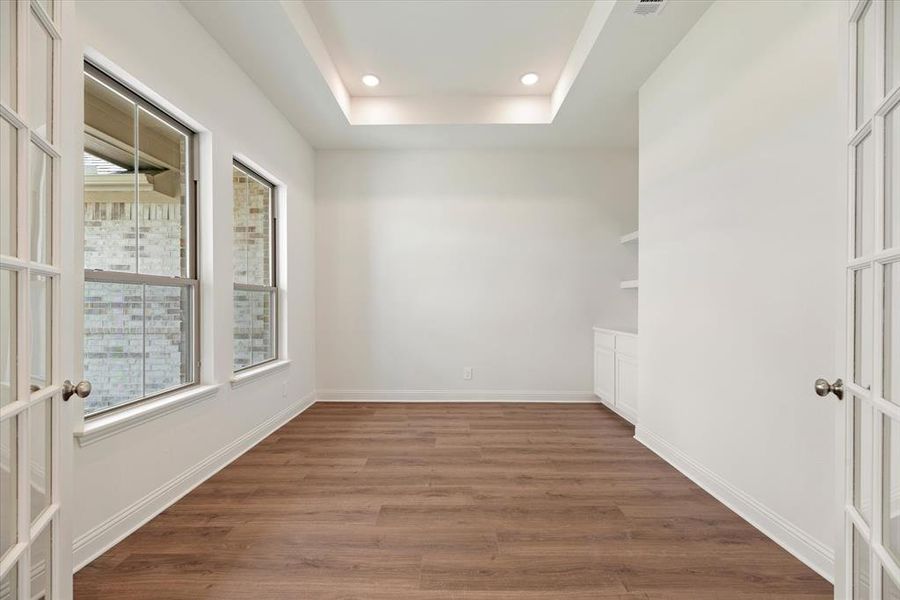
272;288;278;363
133;101;139;277
141;283;146;400
269;186;275;288
249;288;256;367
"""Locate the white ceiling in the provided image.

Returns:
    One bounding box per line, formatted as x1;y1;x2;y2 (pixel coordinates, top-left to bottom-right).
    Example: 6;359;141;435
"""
182;0;712;149
305;0;593;97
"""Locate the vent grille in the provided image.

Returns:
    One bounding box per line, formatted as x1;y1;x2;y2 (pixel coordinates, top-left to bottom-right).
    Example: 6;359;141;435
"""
634;0;667;16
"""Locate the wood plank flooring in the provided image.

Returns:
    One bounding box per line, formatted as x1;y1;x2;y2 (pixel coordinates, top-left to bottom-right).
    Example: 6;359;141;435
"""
74;402;832;599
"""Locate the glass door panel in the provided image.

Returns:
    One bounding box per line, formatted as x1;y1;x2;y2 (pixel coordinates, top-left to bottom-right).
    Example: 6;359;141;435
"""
35;0;52;19
856;133;875;258
0;566;18;600
0;1;65;597
1;118;16;256
29;524;52;600
855;268;874;390
29;399;52;523
887;105;898;248
885;416;900;562
29;144;52;266
857;1;877;127
0;418;16;559
855;525;872;599
888;0;900;92
0;0;15;109
29;274;51;392
847;1;900;597
887;262;899;404
887;569;900;599
857;396;874;523
27;12;52;142
0;270;16;409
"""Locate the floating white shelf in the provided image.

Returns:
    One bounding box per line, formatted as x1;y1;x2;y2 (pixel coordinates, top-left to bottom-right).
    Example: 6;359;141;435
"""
620;230;639;244
620;279;639;289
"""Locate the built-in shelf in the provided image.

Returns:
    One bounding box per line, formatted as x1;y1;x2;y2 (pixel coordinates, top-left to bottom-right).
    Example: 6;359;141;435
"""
620;279;639;289
620;230;639;244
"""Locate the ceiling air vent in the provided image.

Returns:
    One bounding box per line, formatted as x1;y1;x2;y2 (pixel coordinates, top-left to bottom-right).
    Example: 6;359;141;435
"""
633;0;668;16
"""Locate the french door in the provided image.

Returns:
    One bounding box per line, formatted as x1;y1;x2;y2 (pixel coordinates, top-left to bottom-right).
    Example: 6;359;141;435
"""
841;0;900;597
0;0;76;598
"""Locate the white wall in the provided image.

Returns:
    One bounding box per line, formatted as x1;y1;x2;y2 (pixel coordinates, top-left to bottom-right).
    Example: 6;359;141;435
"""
316;150;637;400
637;0;843;580
69;0;316;568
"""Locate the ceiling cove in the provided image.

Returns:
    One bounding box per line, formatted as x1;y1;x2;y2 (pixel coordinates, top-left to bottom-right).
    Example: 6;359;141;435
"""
288;0;615;126
183;0;713;149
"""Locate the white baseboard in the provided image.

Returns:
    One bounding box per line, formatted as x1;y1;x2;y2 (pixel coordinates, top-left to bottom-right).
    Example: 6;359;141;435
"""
634;425;834;583
73;391;316;572
316;389;598;403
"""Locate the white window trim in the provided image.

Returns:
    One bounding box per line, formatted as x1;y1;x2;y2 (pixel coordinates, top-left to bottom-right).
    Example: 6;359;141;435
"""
75;383;220;447
230;358;291;390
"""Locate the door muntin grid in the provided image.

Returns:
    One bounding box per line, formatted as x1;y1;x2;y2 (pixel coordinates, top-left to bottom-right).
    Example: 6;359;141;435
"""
847;0;900;598
0;1;62;599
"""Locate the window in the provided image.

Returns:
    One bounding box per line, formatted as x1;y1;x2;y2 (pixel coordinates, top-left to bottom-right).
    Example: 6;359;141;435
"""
232;161;277;371
82;63;198;416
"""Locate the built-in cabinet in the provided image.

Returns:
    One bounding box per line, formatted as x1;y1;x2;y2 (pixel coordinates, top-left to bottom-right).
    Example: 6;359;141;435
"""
593;327;638;424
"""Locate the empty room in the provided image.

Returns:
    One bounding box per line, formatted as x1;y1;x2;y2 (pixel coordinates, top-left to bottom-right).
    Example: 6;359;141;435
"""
0;0;897;598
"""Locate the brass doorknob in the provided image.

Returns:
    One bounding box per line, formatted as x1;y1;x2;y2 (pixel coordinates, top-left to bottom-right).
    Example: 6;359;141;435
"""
62;379;92;402
814;378;844;401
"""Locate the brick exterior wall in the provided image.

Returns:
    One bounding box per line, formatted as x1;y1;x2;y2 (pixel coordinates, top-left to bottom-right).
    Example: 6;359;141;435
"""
82;168;274;413
83;199;190;413
232;168;274;371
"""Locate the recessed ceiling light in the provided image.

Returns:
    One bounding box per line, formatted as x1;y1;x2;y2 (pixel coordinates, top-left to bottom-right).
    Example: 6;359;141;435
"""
520;72;539;86
362;74;380;87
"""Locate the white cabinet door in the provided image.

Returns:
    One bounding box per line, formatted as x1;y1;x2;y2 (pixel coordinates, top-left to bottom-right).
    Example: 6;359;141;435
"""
594;330;615;350
615;334;638;357
615;354;638;422
593;345;616;401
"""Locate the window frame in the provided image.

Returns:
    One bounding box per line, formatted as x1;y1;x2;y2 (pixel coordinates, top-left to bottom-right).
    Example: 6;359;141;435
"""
82;61;200;418
232;159;278;373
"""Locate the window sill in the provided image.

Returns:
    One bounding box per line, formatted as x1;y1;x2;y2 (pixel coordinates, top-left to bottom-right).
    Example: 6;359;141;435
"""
230;359;292;389
75;384;221;447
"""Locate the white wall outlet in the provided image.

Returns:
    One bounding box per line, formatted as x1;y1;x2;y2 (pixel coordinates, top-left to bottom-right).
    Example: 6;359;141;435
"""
282;381;288;399
463;367;473;380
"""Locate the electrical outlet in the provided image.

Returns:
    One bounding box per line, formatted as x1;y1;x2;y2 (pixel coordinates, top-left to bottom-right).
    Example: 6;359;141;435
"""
463;367;473;380
282;381;288;399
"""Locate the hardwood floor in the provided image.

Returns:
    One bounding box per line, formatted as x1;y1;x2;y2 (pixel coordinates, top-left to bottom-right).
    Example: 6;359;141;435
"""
74;402;832;599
